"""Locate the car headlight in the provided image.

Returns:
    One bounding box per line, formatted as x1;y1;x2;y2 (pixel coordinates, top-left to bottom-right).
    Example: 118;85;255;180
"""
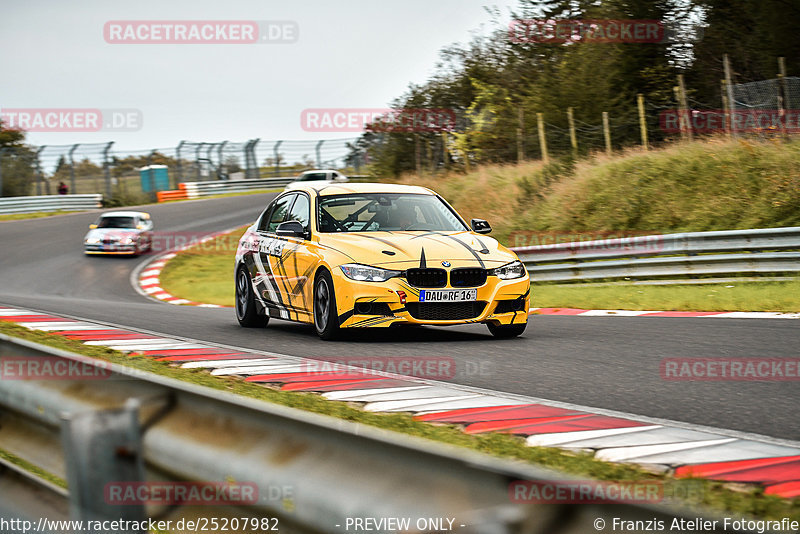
340;264;401;282
120;237;134;245
85;237;101;245
490;260;526;280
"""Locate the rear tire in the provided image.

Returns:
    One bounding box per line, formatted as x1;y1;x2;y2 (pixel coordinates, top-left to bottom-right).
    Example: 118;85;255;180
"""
313;270;340;340
487;321;527;339
236;266;269;328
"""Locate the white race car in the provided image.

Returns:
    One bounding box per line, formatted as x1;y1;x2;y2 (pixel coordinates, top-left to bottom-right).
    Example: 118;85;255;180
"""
283;169;348;191
84;211;154;255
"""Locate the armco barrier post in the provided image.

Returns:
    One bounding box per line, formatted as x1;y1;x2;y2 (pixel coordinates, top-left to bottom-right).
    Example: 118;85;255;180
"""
61;399;147;527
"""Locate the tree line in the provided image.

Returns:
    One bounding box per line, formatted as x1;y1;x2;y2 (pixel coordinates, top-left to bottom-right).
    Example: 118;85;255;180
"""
351;0;800;176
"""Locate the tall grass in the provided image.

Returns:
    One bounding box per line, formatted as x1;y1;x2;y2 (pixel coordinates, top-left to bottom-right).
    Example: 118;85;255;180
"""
391;137;800;245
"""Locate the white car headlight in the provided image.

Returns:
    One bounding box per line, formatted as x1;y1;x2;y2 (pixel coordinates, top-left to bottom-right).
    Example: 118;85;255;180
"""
85;237;101;245
340;264;401;282
120;236;135;245
490;260;526;280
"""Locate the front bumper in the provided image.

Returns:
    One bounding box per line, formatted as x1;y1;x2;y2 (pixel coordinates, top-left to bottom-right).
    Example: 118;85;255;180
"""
84;243;138;254
332;269;530;328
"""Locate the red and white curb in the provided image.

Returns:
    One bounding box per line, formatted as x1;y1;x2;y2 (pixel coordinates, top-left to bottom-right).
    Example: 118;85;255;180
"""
3;305;800;499
132;231;233;308
531;307;800;319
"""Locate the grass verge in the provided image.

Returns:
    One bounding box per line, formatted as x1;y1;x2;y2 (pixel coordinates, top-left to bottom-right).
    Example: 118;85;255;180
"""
390;137;800;245
0;448;67;489
0;210;76;222
533;279;800;313
0;320;798;520
157;226;248;306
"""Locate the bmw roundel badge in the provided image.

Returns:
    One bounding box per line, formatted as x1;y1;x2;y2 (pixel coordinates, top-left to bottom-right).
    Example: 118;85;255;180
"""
441;261;451;267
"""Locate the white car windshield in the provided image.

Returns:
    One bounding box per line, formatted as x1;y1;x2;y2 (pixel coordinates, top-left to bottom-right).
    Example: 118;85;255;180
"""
97;216;136;229
318;193;466;233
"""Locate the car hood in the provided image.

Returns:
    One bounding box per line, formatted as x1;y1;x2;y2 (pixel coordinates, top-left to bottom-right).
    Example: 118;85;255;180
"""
317;231;518;269
84;228;142;240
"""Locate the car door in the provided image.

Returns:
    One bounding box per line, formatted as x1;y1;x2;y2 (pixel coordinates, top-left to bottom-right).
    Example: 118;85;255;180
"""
280;192;319;319
253;193;295;318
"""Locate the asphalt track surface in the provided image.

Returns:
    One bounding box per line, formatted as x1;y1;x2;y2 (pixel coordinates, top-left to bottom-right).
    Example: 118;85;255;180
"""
0;193;798;441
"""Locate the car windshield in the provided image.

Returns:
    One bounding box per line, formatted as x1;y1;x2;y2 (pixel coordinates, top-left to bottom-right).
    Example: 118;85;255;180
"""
318;193;466;233
298;173;326;181
97;216;136;229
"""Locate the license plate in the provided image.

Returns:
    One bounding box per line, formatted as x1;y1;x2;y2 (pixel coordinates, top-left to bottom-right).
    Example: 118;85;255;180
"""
419;289;477;302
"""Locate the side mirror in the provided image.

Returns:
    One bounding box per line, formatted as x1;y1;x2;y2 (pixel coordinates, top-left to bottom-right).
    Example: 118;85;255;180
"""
89;224;98;229
276;220;308;239
470;218;492;234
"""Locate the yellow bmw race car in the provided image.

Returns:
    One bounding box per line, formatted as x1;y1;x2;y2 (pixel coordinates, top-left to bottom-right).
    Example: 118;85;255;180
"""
234;182;530;340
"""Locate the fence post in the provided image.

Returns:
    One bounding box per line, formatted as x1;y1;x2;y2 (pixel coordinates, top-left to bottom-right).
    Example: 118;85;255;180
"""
315;140;324;168
723;54;736;137
779;57;790;110
637;94;648;150
673;86;685;140
102;142;114;199
217;141;227;179
677;74;692;141
194;143;204;181
602;112;612;156
415;135;422;175
274;140;283;177
67;144;79;195
246;139;260;179
144;151;152;197
778;57;789;138
0;148;5;197
516;108;524;163
721;80;731;137
441;132;449;169
567;107;578;156
536;113;549;165
175;140;186;186
35;146;45;196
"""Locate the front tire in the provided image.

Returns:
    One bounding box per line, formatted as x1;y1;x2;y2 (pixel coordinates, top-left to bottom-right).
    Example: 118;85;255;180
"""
313;270;340;340
487;321;527;339
236;266;268;328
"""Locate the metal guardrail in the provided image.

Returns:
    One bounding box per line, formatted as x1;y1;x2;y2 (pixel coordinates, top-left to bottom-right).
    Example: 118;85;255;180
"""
0;334;743;534
180;177;296;198
511;227;800;282
0;194;102;215
179;175;375;199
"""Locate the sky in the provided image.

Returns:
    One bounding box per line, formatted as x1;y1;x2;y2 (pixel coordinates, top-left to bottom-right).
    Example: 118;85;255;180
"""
1;0;520;156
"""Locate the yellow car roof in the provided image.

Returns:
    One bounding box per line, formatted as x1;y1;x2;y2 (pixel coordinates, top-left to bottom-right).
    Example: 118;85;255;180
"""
292;182;436;196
